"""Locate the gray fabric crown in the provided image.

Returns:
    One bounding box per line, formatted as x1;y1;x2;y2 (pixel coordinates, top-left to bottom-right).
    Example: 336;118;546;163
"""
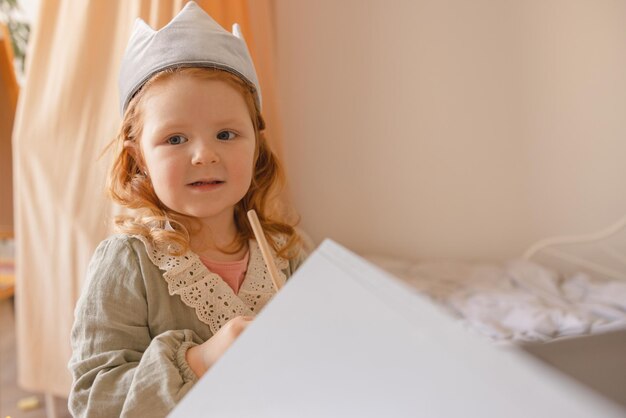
118;1;261;115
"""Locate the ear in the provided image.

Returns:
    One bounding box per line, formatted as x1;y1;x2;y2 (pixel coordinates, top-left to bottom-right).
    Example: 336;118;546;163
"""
123;139;147;172
123;139;140;160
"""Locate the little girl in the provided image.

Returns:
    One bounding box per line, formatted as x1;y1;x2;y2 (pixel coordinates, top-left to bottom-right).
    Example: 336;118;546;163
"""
68;3;307;417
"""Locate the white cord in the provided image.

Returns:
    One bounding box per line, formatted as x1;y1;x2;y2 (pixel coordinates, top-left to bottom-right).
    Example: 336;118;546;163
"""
523;214;626;260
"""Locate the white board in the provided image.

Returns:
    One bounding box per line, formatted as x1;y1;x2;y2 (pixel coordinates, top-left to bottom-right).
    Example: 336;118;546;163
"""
170;239;624;417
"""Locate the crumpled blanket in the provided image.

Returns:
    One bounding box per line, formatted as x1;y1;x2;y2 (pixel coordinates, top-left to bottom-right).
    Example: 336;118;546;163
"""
366;255;626;342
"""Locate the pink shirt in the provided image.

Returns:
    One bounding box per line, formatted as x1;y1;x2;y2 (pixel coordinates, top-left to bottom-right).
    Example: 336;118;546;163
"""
200;251;250;295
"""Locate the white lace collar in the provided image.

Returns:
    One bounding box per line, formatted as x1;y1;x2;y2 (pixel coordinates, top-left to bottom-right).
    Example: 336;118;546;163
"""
134;235;289;335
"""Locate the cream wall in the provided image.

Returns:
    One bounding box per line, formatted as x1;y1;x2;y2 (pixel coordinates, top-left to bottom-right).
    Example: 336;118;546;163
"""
274;0;626;261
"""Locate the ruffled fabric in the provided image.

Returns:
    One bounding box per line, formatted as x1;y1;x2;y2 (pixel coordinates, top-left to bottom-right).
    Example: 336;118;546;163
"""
134;235;289;335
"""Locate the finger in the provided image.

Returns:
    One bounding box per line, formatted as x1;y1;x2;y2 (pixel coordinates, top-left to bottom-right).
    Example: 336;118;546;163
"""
229;315;252;322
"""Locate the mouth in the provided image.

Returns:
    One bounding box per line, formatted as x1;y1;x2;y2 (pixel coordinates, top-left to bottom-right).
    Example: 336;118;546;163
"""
188;180;225;186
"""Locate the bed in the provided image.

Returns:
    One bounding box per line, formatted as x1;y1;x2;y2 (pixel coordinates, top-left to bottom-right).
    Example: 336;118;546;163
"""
363;215;626;409
364;215;626;343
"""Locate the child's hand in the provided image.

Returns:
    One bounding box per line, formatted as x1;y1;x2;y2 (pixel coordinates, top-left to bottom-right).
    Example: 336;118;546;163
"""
186;315;254;378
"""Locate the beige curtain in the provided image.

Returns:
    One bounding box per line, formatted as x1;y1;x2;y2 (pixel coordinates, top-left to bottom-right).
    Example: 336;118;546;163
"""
13;0;282;397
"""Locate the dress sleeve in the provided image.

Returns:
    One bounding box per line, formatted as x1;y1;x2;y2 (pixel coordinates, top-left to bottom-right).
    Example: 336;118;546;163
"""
68;237;200;418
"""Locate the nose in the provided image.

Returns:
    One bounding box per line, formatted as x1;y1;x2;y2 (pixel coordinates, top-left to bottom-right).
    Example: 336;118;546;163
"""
191;141;220;165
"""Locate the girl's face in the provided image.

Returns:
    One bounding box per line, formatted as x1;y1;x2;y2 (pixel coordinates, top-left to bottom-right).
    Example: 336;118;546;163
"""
138;74;256;226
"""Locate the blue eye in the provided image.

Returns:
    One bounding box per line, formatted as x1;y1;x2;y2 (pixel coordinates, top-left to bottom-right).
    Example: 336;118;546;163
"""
216;131;236;141
167;135;188;145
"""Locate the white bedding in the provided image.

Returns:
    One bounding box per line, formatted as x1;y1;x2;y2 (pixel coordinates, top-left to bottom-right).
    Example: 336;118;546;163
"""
365;255;626;342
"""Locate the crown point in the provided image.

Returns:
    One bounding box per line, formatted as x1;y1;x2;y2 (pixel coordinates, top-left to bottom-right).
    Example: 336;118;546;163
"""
132;18;155;34
232;23;243;39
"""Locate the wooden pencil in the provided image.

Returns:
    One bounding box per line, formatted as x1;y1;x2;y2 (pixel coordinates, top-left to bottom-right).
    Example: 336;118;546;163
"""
247;209;282;292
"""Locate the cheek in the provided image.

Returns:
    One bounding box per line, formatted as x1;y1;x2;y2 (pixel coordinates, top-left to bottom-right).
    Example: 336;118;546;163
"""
233;148;256;185
241;150;254;185
144;154;184;196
